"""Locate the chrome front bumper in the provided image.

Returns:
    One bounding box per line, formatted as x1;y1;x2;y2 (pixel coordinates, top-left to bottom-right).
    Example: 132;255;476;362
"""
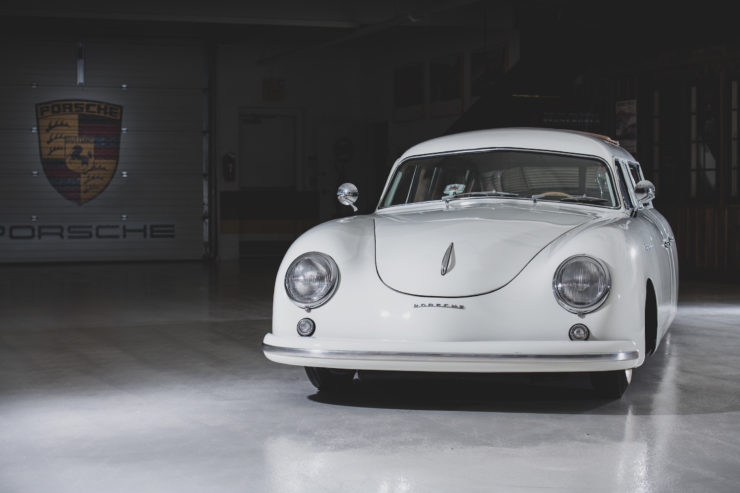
262;334;640;373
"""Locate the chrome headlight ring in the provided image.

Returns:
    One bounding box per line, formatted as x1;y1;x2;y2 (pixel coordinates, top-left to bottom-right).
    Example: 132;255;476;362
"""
553;255;611;314
284;252;339;311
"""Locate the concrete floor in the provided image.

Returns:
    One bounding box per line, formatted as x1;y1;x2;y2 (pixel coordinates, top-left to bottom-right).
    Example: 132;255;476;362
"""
1;261;739;493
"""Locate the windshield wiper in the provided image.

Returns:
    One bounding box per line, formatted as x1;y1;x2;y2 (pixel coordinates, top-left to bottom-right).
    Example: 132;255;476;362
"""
442;191;519;208
559;195;609;204
443;191;519;208
445;191;519;200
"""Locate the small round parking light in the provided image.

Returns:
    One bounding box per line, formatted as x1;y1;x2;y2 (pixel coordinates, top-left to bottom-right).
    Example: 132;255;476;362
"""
297;318;316;337
569;323;590;341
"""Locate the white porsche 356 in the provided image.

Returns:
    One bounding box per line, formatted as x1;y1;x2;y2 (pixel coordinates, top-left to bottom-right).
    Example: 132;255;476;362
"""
262;128;678;398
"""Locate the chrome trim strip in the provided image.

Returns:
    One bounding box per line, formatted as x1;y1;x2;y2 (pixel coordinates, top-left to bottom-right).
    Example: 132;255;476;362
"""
377;148;622;212
262;343;639;363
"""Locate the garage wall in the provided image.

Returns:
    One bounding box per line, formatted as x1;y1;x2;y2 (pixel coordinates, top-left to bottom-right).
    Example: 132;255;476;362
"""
214;22;518;260
215;43;390;260
0;39;206;262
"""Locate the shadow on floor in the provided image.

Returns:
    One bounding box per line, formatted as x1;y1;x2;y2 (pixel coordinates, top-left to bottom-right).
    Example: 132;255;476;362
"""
307;346;740;416
308;371;625;414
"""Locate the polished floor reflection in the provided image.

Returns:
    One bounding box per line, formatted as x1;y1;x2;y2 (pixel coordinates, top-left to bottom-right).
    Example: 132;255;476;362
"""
1;262;739;492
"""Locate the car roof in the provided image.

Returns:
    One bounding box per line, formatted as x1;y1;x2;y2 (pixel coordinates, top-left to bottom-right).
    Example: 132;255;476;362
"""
396;127;636;165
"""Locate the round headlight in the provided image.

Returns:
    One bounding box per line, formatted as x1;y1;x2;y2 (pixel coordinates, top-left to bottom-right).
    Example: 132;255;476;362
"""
553;255;610;313
284;252;339;309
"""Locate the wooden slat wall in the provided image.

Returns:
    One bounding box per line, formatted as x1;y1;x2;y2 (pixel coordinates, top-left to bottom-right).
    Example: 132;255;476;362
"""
663;205;740;278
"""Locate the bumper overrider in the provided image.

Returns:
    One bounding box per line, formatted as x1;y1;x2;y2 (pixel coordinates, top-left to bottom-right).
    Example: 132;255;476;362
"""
262;334;639;373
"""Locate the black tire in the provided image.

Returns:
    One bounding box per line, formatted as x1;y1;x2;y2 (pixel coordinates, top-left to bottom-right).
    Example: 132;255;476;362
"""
590;369;633;399
304;367;356;392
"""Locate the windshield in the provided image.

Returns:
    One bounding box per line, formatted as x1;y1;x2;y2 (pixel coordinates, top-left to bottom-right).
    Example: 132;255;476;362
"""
380;150;618;208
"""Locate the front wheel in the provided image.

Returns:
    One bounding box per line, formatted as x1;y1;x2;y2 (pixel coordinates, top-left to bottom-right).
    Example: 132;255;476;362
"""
590;369;633;399
305;367;356;392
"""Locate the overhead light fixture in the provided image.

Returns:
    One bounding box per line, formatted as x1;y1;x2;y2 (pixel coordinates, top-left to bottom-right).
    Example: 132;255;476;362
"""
76;41;85;86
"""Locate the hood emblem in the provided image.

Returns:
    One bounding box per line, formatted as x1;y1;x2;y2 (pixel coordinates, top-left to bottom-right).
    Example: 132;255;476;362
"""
441;242;455;276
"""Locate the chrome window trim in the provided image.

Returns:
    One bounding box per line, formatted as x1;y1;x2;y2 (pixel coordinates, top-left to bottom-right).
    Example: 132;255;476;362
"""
616;158;641;211
377;148;622;211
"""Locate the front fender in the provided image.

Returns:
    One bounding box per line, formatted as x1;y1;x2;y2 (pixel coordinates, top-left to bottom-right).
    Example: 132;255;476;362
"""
273;214;378;323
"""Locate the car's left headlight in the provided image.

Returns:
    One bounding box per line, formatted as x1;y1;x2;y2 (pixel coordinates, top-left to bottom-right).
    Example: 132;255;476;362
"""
284;252;339;309
553;255;610;314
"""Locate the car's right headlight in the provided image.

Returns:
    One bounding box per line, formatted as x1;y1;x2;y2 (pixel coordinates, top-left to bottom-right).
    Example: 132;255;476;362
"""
284;252;339;310
553;255;610;314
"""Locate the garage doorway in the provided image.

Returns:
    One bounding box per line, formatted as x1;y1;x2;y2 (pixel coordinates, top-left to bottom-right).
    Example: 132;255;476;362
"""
235;109;315;260
238;109;300;189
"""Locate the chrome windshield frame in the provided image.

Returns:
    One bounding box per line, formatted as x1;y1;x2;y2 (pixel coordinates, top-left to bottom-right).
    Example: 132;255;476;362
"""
377;148;623;212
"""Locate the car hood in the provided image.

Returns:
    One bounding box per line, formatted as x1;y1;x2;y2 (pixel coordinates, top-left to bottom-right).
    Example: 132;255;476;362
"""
374;203;599;297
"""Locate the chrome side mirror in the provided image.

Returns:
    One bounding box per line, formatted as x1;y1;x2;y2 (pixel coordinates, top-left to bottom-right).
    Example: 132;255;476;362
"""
337;183;359;212
634;180;656;206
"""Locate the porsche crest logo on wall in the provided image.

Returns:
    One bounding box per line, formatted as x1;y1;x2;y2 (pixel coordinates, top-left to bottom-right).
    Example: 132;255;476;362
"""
36;100;123;204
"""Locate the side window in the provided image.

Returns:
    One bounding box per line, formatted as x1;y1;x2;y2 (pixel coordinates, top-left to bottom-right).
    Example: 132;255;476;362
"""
383;164;418;206
627;162;644;185
616;160;634;209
